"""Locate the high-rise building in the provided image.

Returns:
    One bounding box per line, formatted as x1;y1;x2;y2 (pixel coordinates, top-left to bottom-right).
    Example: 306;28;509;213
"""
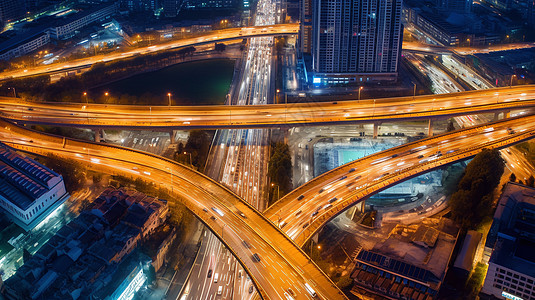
311;0;403;83
436;0;472;13
0;0;25;25
163;0;180;17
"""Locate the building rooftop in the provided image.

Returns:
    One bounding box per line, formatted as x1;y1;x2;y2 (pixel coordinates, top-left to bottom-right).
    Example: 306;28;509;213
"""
0;143;62;211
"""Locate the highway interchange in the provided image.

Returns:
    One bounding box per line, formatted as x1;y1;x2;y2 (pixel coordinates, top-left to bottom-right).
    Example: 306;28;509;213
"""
2;9;535;300
0;119;345;300
3;106;535;298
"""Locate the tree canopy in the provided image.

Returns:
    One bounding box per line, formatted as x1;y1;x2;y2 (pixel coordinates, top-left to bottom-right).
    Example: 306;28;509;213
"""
268;142;292;204
449;148;504;229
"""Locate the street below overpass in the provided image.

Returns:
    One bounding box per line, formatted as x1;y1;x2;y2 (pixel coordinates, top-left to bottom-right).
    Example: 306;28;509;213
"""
0;119;346;300
1;85;535;129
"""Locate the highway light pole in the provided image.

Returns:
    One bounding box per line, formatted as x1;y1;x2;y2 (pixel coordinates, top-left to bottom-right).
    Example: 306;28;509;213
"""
166;166;173;193
412;83;416;100
8;87;16;98
184;151;192;166
510;75;516;88
83;92;88;104
358;86;363;101
167;93;172;106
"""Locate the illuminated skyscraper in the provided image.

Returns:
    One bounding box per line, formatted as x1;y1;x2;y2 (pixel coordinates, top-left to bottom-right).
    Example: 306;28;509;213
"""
311;0;403;83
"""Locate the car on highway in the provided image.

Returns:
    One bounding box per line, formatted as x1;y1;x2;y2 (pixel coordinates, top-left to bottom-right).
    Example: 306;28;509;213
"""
284;292;295;300
249;285;253;293
295;210;302;216
329;197;338;203
297;195;305;200
214;273;219;283
287;288;296;297
208;269;213;278
238;210;246;218
348;168;356;172
253;253;261;262
302;222;309;228
311;211;319;217
305;282;317;297
243;240;251;248
217;286;223;295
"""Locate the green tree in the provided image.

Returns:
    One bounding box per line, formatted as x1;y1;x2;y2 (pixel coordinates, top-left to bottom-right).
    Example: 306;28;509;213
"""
509;173;517;182
528;175;535;187
449;149;504;229
336;275;354;290
447;120;456;132
183;130;212;170
268;142;293;205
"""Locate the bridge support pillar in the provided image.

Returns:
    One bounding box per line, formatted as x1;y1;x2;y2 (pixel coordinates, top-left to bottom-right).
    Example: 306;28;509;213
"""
169;130;179;144
494;112;500;121
373;123;379;139
427;119;433;137
94;128;103;143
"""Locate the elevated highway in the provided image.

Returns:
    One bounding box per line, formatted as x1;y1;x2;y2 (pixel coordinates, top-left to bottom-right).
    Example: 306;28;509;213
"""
402;41;535;56
264;114;535;246
1;85;535;129
0;24;299;81
0;119;346;300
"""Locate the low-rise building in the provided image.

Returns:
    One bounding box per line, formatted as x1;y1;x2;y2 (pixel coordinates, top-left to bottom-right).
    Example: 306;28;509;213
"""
482;182;535;300
2;187;168;299
47;2;118;40
351;218;459;299
0;29;50;61
0;142;69;231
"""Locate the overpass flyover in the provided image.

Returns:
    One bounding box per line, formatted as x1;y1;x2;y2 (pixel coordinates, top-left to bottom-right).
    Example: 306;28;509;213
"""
264;114;535;246
1;85;534;130
0;119;346;300
0;23;299;81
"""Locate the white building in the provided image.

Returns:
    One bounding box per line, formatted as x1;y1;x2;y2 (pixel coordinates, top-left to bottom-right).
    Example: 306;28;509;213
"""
482;182;535;300
0;143;69;231
47;2;118;40
0;30;50;61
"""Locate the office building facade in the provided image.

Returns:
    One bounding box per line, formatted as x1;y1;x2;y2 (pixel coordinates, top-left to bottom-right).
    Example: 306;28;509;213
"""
312;0;403;84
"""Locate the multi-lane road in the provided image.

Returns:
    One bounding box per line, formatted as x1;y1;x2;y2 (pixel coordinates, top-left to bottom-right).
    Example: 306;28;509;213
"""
264;115;535;246
0;119;345;300
1;86;535;129
183;0;277;297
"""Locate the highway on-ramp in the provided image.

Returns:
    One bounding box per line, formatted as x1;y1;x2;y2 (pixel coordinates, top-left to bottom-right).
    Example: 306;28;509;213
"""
264;114;535;246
